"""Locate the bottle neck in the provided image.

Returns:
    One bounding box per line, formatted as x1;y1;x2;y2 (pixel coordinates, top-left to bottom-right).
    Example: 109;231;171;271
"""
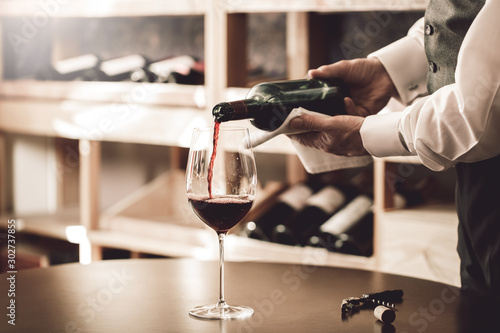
213;99;261;122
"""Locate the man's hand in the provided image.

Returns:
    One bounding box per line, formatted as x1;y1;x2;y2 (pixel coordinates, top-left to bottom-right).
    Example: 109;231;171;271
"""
288;58;396;156
289;99;368;156
309;57;397;117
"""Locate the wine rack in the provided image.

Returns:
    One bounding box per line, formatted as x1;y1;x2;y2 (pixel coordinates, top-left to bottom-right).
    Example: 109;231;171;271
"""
0;0;449;277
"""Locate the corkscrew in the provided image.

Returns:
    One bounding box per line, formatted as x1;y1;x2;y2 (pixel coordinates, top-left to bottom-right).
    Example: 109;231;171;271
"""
341;289;403;319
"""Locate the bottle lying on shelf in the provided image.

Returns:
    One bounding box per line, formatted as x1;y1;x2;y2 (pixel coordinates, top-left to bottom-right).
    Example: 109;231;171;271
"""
36;54;102;81
240;182;317;242
306;194;374;257
271;185;348;246
130;68;158;83
148;55;204;85
161;68;204;85
98;54;150;82
212;78;350;131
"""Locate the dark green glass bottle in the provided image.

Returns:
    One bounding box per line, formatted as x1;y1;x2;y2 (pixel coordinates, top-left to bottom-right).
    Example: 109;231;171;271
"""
212;78;350;131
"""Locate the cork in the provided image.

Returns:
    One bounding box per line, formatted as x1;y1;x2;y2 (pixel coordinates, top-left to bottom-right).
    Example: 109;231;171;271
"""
374;305;396;324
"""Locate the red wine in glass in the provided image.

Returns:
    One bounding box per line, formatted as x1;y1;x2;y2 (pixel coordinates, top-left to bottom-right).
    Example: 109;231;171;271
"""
188;195;253;233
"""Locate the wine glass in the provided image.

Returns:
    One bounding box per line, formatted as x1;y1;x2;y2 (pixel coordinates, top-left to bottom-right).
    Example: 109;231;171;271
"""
186;125;257;320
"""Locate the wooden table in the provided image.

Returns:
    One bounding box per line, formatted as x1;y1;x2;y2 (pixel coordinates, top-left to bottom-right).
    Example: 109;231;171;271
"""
0;258;496;332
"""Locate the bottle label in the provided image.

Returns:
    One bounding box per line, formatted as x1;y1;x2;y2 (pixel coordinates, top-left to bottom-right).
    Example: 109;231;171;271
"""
393;193;407;209
320;195;373;235
101;55;146;76
54;54;99;75
304;186;345;214
279;184;314;211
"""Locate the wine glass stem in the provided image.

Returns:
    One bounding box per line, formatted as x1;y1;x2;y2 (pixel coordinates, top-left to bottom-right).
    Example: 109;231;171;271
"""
217;232;227;308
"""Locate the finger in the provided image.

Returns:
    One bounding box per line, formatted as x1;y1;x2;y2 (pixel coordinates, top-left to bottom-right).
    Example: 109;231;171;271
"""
288;131;322;148
289;114;330;132
308;61;349;80
308;67;330;79
308;66;337;80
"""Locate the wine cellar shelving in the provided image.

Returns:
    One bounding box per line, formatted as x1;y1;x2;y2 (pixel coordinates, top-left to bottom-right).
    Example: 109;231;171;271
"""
0;0;462;286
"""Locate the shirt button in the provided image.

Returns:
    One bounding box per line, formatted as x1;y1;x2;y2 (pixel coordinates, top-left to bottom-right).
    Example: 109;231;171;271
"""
425;24;434;36
429;61;438;73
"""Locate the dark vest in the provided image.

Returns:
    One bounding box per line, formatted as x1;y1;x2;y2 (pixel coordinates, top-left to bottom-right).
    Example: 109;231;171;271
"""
425;0;500;299
424;0;485;93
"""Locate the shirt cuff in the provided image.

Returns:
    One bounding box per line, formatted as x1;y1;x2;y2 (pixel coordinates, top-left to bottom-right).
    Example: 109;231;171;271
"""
360;112;414;157
368;36;428;105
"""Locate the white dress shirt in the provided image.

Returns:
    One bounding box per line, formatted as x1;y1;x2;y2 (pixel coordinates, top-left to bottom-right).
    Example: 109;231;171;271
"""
360;0;500;171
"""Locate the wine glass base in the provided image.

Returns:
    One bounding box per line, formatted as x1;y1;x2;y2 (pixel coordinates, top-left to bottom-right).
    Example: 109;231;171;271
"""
189;303;254;320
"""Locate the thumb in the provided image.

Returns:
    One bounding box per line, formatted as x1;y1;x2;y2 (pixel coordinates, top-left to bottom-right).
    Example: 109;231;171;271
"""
289;114;328;131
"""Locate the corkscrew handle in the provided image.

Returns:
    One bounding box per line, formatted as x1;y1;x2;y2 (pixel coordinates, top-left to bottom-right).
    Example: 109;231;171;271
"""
341;289;404;318
362;289;404;309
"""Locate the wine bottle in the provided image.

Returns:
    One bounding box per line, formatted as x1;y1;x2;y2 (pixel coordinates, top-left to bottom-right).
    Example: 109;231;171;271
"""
307;194;374;256
212;78;350;131
130;68;157;83
98;54;150;82
36;54;101;81
148;55;198;83
163;69;204;85
240;182;316;242
271;185;347;246
333;212;373;256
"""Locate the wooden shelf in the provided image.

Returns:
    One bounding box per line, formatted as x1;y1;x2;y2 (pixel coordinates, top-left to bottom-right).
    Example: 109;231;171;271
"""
227;0;428;13
93;215;375;268
0;98;207;146
379;203;457;223
0;208;80;240
1;169;375;269
0;80;206;107
0;80;295;153
0;0;427;17
376;156;422;164
1;209;375;269
89;229;375;269
0;98;296;154
225;236;375;269
0;0;207;17
0;80;252;107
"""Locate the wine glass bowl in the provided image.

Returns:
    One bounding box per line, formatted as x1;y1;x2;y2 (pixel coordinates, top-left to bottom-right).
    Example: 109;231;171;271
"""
186;126;257;319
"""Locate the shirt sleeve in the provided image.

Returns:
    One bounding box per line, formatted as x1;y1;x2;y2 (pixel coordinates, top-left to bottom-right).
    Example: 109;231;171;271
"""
368;17;428;105
361;0;500;171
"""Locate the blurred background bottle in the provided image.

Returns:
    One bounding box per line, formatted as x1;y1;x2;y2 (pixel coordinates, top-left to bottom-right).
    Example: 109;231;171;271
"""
148;55;204;85
98;54;150;82
307;193;374;256
36;53;101;81
240;182;318;242
271;185;348;246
